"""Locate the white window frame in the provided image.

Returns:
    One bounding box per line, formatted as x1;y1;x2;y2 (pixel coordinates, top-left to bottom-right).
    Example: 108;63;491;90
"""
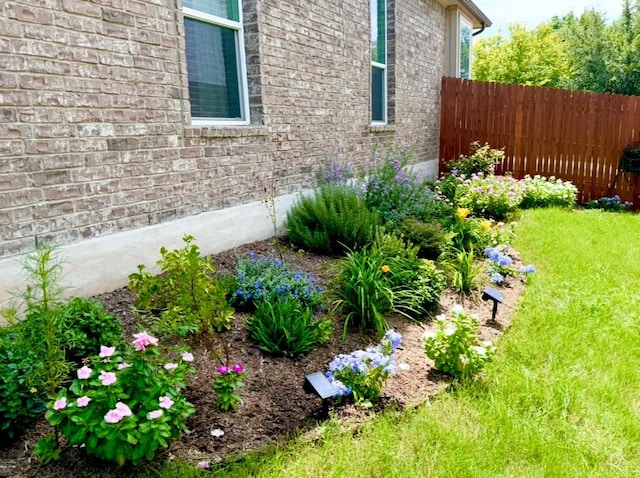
183;4;250;126
445;8;474;79
459;14;472;80
371;0;387;125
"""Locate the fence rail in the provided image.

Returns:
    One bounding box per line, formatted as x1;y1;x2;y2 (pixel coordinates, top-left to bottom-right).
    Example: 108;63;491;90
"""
439;77;640;206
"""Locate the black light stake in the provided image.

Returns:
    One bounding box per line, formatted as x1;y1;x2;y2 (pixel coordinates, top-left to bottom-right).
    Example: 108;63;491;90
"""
303;372;338;418
482;287;504;322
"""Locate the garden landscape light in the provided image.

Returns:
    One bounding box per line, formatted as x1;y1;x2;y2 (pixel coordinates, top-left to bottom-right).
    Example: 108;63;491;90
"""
482;287;504;322
303;372;338;417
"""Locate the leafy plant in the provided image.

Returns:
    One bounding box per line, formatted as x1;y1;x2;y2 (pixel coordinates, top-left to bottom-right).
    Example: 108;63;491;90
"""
286;183;380;254
233;253;323;310
446;141;505;177
443;249;483;294
247;300;332;357
213;363;245;412
3;242;70;396
328;247;394;338
58;298;123;364
40;333;196;466
520;175;578;209
326;329;402;405
423;306;495;379
405;259;447;313
128;235;234;337
0;329;45;441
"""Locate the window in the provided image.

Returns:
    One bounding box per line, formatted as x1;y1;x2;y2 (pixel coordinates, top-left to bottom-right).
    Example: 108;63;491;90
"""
371;0;387;124
183;0;250;125
445;9;474;79
459;15;472;79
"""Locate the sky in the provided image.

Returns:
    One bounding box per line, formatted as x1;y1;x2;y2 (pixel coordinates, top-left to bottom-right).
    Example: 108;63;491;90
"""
476;0;625;37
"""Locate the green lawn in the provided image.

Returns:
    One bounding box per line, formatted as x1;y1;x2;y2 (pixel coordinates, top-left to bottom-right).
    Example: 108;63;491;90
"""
155;208;640;478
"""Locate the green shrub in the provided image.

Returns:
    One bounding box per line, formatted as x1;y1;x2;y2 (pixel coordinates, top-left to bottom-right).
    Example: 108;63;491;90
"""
128;235;234;337
406;259;447;313
520;175;578;209
246;300;332;357
233;253;323;310
446;141;505;177
423;306;495;379
286;183;380;254
0;329;45;441
397;217;449;260
58;298;123;364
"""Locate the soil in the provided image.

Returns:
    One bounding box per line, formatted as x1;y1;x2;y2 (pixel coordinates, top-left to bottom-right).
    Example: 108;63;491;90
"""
0;238;526;478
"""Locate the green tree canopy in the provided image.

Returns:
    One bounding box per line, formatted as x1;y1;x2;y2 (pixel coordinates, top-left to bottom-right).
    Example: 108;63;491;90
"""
472;0;640;96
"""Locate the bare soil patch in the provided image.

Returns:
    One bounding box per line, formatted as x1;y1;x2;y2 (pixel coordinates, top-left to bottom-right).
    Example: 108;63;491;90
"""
0;239;525;478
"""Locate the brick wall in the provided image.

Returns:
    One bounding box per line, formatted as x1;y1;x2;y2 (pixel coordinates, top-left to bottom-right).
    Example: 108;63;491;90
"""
0;0;445;261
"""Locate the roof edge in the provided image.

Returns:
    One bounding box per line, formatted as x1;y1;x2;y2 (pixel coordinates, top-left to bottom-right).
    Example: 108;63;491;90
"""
438;0;492;29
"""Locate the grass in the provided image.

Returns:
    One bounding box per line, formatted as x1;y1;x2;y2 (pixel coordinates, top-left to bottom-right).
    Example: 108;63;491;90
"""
149;208;640;478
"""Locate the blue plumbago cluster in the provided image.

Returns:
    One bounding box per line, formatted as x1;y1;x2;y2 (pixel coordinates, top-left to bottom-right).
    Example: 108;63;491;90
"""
326;330;402;402
234;252;323;309
585;195;633;211
485;245;535;285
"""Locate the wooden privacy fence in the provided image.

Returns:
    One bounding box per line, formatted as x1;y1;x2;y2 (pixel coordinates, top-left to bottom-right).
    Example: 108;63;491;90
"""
439;77;640;205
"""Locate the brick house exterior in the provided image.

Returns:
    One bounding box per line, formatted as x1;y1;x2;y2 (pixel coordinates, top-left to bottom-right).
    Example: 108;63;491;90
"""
0;0;490;304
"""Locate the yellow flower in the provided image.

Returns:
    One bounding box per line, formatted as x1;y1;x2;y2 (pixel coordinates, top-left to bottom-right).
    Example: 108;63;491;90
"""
30;387;38;394
381;265;390;273
481;220;491;231
456;208;471;219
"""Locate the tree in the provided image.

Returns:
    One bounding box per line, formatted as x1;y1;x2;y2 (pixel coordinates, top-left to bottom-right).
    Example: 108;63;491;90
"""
473;23;570;88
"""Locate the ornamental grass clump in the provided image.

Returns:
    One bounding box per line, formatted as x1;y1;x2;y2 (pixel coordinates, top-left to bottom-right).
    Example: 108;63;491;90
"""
233;252;323;310
37;332;196;466
326;329;402;404
423;306;495;380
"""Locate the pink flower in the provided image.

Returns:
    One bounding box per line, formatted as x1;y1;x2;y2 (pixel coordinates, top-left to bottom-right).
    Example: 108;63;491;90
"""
117;362;131;370
115;402;132;417
182;352;194;362
53;397;67;410
217;365;229;375
197;461;210;469
99;371;117;386
99;345;116;358
77;366;92;380
76;396;91;407
104;409;124;424
159;396;174;410
164;363;178;371
232;363;244;374
132;331;159;351
147;409;163;420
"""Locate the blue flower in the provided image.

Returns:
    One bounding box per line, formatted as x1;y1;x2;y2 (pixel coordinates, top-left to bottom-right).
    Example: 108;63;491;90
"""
519;264;536;274
490;272;505;284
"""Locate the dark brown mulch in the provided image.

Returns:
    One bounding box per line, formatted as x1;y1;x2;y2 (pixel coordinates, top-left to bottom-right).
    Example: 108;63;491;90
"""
0;238;525;478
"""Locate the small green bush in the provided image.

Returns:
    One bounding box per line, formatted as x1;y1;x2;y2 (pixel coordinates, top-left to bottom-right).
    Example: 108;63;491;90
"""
456;173;525;219
286;183;380;254
520;175;577;209
246;300;332;357
442;249;483;294
58;298;123;364
447;141;505;177
128;235;234;337
397;217;449;260
406;259;447;313
0;329;45;441
423;307;495;379
233;253;323;310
